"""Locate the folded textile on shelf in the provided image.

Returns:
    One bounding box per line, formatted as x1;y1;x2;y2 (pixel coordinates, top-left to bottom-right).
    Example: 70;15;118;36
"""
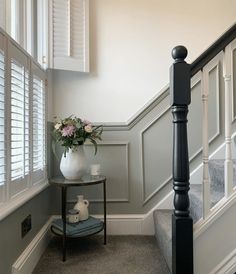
52;216;103;236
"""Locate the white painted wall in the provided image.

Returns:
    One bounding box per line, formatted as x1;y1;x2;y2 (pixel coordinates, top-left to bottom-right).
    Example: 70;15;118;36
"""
52;0;236;123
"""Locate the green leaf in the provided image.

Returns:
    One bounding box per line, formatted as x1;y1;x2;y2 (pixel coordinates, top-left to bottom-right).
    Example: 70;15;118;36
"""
93;125;102;131
89;138;98;155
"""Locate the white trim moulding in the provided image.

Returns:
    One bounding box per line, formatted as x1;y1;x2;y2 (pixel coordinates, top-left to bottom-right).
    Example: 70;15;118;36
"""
12;216;53;274
0;180;49;221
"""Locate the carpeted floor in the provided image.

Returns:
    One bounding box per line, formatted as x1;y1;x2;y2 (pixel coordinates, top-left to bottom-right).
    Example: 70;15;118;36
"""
33;235;170;274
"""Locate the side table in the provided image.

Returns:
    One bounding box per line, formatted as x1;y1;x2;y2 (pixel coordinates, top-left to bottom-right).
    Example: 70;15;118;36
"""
49;175;107;261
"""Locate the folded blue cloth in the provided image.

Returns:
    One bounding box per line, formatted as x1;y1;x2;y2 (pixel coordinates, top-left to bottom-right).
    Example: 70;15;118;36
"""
52;223;104;237
52;216;103;236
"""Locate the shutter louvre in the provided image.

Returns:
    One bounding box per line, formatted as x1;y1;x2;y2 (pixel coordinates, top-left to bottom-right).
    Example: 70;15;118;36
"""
32;74;46;184
10;59;29;181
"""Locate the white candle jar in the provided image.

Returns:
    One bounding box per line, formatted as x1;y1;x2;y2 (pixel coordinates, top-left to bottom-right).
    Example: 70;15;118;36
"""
90;164;101;176
68;209;80;223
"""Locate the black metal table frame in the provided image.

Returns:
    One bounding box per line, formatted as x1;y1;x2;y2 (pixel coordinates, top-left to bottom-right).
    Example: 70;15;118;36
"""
50;177;107;261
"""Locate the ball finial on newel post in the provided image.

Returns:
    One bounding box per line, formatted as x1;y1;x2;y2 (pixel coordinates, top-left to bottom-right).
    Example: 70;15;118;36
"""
172;45;188;63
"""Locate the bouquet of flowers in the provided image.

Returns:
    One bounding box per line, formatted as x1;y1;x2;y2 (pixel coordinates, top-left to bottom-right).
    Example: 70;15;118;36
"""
53;116;103;155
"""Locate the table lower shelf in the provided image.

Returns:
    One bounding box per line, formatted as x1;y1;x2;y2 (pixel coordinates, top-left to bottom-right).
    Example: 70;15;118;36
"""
51;216;104;238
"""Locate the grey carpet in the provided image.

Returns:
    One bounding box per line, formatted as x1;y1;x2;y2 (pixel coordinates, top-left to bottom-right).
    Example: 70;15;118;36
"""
33;235;170;274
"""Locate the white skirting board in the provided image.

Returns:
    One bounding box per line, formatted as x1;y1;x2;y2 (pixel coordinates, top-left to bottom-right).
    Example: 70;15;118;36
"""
51;214;154;235
11;213;155;274
93;214;147;235
12;217;53;274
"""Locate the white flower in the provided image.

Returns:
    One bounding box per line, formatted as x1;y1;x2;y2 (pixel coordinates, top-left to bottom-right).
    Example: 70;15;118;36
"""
55;123;62;130
85;125;92;133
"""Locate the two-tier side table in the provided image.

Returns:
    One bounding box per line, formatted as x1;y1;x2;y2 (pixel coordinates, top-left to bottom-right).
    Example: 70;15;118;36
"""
49;175;107;261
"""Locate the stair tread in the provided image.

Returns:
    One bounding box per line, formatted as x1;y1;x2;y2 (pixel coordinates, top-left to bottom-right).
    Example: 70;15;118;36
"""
153;159;236;270
189;184;203;223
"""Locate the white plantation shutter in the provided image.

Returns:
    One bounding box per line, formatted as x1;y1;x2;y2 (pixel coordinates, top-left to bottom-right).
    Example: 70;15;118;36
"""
50;0;89;72
0;35;5;203
0;51;5;186
10;53;30;197
32;65;46;184
0;29;47;210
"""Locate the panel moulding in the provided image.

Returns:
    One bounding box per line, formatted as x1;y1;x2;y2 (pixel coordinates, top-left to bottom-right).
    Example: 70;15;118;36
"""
140;55;222;204
84;141;130;203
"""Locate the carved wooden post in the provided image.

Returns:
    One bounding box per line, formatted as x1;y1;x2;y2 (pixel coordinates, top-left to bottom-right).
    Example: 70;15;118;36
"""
223;45;233;198
170;46;193;274
201;72;211;218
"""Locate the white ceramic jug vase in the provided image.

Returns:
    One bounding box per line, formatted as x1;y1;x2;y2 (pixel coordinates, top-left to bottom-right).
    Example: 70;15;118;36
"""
60;146;87;180
74;195;89;221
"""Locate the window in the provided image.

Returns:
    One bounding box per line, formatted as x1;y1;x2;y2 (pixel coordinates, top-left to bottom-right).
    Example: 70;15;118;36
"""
10;0;20;43
0;0;6;30
10;0;35;56
0;0;35;57
0;30;47;209
37;0;48;67
1;0;89;72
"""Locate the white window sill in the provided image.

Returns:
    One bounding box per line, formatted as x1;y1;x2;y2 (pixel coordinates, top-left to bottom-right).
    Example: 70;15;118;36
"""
0;180;49;222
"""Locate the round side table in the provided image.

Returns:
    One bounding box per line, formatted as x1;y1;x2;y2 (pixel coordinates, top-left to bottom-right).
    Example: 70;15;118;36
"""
49;175;107;261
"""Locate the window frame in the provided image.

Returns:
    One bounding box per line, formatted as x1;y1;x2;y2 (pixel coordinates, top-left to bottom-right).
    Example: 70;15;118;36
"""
0;28;48;220
37;0;48;68
0;32;6;204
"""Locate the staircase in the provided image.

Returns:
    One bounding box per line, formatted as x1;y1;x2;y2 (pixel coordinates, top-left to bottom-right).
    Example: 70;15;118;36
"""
152;23;236;274
154;160;236;271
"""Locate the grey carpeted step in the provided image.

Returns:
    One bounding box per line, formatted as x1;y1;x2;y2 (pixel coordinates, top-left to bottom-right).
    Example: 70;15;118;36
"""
209;159;236;191
189;183;226;223
189;184;203;223
209;160;225;193
154;159;236;272
208;159;236;211
153;209;172;271
189;159;236;223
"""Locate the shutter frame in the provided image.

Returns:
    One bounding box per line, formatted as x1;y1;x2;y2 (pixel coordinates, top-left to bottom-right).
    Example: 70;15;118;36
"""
31;62;46;185
8;40;30;198
0;32;6;203
0;27;47;209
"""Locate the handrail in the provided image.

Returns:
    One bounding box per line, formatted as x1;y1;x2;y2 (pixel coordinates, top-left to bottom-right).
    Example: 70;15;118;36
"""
191;23;236;76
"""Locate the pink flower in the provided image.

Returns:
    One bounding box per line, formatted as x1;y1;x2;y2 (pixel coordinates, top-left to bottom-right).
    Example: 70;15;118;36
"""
61;125;75;137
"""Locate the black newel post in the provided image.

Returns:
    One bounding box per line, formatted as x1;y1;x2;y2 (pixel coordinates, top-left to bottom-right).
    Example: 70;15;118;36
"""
170;46;193;274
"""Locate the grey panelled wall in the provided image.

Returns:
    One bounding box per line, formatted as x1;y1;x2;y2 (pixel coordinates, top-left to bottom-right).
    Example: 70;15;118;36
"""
0;188;51;274
50;49;236;215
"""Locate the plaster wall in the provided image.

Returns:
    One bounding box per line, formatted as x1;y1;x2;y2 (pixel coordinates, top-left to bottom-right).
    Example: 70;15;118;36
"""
52;0;236;123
